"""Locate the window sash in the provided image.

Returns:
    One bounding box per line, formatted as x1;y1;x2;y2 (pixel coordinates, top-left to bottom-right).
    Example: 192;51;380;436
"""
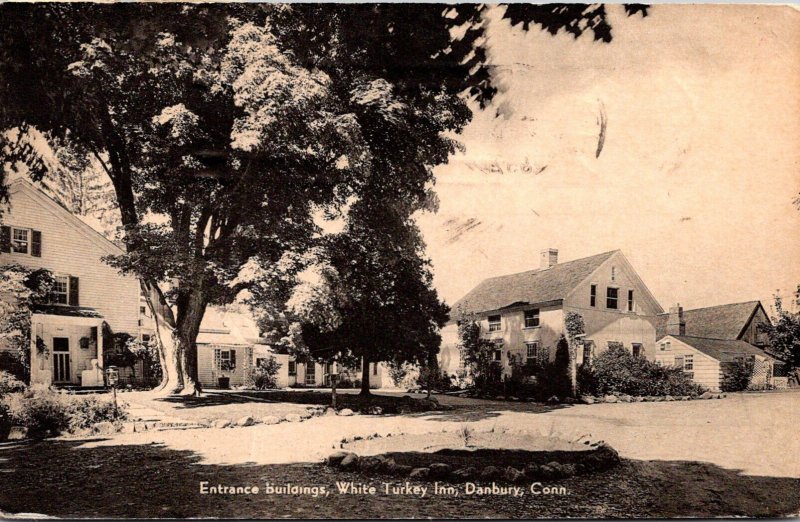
684;355;694;370
524;309;540;328
288;360;297;375
590;284;597;307
606;287;619;309
51;276;69;305
627;290;634;312
11;227;29;254
488;315;501;332
525;342;538;359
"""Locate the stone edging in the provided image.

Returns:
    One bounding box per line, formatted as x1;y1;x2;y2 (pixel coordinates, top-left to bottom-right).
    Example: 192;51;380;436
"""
579;391;726;404
325;443;621;483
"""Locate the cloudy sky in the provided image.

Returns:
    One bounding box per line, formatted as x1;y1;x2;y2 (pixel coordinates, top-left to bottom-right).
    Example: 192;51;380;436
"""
416;4;800;313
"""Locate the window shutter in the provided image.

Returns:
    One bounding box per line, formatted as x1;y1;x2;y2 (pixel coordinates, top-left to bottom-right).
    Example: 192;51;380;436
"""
0;226;10;253
68;276;79;306
230;350;236;369
674;355;684;368
31;230;42;257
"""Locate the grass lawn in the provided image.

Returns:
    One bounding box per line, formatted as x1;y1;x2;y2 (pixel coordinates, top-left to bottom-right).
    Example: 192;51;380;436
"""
1;438;798;519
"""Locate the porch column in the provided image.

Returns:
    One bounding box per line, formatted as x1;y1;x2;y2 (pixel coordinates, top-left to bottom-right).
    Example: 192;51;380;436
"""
96;320;104;372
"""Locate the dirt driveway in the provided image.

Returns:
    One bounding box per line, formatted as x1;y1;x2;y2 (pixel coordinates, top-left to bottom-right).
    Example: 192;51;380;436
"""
107;389;800;478
1;390;798;518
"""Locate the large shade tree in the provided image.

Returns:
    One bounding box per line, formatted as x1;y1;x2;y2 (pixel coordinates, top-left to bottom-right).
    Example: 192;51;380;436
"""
0;4;646;394
297;203;450;395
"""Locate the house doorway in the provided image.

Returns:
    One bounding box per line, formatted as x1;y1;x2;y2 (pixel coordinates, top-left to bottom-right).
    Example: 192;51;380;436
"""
305;363;316;386
52;337;71;383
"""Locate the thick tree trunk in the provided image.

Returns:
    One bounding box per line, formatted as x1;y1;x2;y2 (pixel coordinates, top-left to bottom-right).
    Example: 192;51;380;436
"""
140;280;183;395
175;291;207;396
360;356;371;396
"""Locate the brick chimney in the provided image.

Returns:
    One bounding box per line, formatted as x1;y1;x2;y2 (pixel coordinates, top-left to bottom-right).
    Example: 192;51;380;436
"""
539;248;558;270
666;304;685;336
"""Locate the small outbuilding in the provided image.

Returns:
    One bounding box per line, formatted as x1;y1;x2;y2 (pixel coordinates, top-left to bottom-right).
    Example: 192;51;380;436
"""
655;335;779;392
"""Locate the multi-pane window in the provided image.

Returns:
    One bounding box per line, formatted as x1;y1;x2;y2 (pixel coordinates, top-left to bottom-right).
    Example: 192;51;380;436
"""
288;360;297;375
11;227;29;254
627;290;634;312
683;355;693;371
214;349;236;371
525;342;538;361
606;287;619;309
51;275;69;305
590;284;597;307
524;309;540;328
488;315;501;332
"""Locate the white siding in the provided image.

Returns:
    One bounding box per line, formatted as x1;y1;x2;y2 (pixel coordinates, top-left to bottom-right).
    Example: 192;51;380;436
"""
565;252;662;360
654;336;722;391
0;186;139;336
197;344;252;388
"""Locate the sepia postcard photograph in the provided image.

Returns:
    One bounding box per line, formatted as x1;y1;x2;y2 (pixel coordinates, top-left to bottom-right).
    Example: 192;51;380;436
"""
0;2;799;519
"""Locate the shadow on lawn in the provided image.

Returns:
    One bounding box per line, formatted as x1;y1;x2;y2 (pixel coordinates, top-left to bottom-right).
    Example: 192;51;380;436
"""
410;401;571;422
1;439;798;519
150;389;435;415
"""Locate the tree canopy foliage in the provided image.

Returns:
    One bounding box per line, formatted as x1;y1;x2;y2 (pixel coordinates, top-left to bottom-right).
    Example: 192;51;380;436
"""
0;4;646;394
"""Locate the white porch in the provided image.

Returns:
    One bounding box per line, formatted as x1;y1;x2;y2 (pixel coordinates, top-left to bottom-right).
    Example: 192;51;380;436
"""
30;311;105;387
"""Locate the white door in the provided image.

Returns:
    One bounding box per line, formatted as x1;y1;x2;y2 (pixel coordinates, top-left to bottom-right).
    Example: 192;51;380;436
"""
52;337;71;383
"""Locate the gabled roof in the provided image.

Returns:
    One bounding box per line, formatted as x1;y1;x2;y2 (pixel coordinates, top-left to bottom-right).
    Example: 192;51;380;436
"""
196;307;260;347
6;179;123;256
451;250;618;317
654;301;764;340
668;335;773;363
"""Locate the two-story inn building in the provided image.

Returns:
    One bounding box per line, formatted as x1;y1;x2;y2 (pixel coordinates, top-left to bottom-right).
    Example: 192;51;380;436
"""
439;249;664;376
0;179;141;386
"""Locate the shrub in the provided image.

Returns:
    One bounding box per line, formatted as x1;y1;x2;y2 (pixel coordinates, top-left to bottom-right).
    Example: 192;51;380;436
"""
720;359;754;392
0;371;27;396
248;357;281;390
65;394;126;432
578;344;704;397
416;366;455;392
1;386;127;439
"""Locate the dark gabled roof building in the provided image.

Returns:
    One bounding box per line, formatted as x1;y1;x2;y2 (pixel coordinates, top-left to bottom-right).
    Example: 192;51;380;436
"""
655;301;771;348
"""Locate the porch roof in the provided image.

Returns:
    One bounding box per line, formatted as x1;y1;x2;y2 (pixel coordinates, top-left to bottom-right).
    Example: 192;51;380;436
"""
31;304;104;319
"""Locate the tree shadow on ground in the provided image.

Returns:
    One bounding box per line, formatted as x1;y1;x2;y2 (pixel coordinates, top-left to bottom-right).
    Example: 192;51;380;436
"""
408;401;571;422
141;390;435;415
1;439;798;519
